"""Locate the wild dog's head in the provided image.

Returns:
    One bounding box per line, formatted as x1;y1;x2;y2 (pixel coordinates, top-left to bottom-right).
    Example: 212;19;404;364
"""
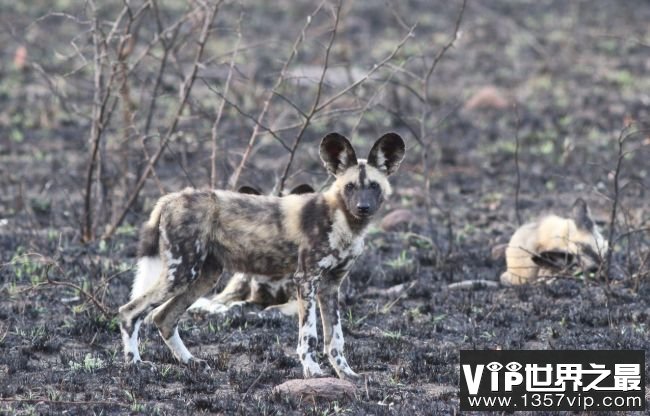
320;132;405;219
532;198;608;275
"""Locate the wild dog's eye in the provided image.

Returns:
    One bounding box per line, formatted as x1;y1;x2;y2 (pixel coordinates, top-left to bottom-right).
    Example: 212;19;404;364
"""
369;182;380;190
344;183;355;192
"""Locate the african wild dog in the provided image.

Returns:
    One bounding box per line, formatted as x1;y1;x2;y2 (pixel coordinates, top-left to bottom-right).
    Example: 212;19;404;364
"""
118;132;406;380
500;198;607;285
188;183;315;315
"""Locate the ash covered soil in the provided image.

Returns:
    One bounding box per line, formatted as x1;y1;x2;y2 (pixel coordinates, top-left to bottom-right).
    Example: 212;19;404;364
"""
1;0;650;414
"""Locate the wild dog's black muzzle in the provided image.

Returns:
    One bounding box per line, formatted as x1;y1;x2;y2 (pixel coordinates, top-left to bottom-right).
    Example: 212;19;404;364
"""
355;188;379;217
356;202;370;214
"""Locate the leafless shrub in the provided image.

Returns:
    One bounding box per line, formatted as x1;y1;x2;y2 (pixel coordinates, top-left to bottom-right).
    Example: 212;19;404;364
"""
28;0;423;240
602;125;650;291
72;0;224;240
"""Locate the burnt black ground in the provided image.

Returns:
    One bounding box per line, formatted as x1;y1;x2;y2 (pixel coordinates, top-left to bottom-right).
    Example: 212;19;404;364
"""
1;0;650;414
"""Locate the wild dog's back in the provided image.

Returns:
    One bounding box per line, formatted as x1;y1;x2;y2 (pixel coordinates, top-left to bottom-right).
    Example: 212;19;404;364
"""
132;187;325;299
208;190;319;275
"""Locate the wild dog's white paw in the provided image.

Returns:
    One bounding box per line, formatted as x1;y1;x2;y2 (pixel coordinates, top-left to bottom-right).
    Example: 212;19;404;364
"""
187;297;212;311
124;348;141;363
121;325;142;363
302;357;325;378
188;298;229;314
337;366;360;382
189;298;249;315
328;354;359;381
263;300;299;316
124;352;139;365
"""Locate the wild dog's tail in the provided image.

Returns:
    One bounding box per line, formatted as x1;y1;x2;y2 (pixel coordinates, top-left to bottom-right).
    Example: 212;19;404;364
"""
131;198;167;300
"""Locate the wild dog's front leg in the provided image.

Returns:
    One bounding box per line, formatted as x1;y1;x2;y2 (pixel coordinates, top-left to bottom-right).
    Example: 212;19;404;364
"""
318;271;359;381
295;277;324;378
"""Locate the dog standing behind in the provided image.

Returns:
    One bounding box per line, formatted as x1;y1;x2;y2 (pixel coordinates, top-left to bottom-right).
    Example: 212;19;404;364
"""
500;198;608;285
118;132;405;380
188;183;314;315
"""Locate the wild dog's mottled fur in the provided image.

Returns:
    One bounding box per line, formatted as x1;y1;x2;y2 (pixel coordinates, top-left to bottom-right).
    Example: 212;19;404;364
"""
500;198;607;285
118;132;405;379
189;184;315;315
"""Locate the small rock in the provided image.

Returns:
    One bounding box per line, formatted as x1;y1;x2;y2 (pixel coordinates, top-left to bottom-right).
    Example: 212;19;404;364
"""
273;377;356;400
463;86;510;111
380;209;414;231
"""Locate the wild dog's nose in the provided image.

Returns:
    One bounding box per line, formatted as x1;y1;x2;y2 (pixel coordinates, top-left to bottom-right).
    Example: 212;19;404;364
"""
357;203;370;213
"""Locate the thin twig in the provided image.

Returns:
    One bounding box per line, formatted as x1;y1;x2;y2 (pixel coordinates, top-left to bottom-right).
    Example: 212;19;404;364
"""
238;358;278;408
82;4;107;242
143;0;182;136
448;280;500;290
350;60;407;138
513;103;522;226
381;280;417;314
228;0;327;190
43;276;113;318
419;0;466;260
277;0;342;194
423;0;466;103
13;253;113;318
605;127;631;285
203;82;291;151
614;226;650;244
314;25;415;114
0;397;128;408
211;12;242;188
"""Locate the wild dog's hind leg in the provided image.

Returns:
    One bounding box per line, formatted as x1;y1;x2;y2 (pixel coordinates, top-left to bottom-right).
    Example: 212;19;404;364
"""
295;278;324;378
318;269;359;380
118;277;170;365
152;255;222;370
188;272;252;314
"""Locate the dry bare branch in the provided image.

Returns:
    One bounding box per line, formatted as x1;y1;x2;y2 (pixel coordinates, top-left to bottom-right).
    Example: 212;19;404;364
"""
210;13;242;188
227;0;328;190
102;0;223;240
513;103;522;226
277;1;342;194
604;126;632;284
82;4;110;242
416;0;466;259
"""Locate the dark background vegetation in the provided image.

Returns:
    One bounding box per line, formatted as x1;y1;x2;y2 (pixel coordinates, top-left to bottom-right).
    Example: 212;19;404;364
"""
1;0;649;414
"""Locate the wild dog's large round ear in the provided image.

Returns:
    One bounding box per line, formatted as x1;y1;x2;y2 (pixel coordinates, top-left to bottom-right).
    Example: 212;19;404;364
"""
319;133;358;177
367;132;405;176
238;185;262;195
572;198;594;231
289;184;315;195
